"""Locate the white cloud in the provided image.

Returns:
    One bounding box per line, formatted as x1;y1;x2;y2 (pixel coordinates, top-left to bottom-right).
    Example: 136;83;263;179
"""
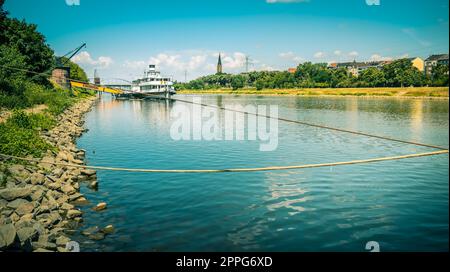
369;54;393;62
348;51;359;58
123;60;147;70
279;51;303;62
120;50;257;81
222;52;246;69
313;51;325;58
256;64;277;71
334;50;342;56
266;0;310;3
72;51;113;69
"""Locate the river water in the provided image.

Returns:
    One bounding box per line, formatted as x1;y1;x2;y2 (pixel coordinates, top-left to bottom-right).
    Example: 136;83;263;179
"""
74;94;449;252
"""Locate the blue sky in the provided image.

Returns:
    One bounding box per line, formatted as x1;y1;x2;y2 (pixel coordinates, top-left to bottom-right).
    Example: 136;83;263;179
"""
4;0;449;82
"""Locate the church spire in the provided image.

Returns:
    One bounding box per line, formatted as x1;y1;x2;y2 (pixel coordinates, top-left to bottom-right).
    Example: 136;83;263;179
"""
217;53;223;74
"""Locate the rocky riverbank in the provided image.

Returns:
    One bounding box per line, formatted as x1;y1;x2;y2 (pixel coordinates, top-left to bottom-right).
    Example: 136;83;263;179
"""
0;96;110;252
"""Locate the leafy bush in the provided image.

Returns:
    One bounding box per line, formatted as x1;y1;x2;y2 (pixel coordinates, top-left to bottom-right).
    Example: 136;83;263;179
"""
29;113;56;130
0;123;54;157
8;110;32;129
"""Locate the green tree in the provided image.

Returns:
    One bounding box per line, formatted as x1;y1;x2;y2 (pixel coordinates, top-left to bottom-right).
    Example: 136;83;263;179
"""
430;63;449;87
382;59;424;87
231;75;245;90
0;45;28;97
359;67;386;87
255;79;265;90
58;57;89;82
0;45;27;81
0;16;54;84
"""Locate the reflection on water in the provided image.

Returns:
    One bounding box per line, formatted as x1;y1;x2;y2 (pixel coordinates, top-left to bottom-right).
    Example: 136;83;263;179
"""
410;99;423;138
76;94;449;252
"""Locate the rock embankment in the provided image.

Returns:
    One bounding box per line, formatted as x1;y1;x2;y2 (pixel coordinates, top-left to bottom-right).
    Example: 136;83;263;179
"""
0;97;100;252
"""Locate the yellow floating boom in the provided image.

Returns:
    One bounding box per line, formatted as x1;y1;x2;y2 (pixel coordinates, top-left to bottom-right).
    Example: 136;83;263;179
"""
70;80;125;95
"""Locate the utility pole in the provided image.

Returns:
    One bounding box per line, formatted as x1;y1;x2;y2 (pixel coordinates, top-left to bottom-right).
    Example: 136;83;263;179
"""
245;55;253;73
184;70;187;83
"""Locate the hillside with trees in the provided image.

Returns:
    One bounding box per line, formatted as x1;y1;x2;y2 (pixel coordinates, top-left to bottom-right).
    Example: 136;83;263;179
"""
175;59;449;91
0;1;89;110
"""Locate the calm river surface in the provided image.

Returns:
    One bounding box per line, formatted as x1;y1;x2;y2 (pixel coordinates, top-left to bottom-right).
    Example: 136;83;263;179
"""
75;94;449;252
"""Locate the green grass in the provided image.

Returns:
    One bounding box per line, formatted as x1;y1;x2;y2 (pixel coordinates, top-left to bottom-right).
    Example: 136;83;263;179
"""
0;79;96;159
0;80;80;114
0;110;57;157
0;123;54;157
0;122;54;158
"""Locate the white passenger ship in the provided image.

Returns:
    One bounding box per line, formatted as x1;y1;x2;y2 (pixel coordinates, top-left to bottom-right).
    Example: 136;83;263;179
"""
110;65;175;98
131;64;175;95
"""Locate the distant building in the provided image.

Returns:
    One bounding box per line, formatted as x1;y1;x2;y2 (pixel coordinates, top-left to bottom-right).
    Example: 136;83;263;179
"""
409;57;424;72
328;57;424;77
425;54;449;75
328;61;382;77
217;53;223;74
288;68;297;74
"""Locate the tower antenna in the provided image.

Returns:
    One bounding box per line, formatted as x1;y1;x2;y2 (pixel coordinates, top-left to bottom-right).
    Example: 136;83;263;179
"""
245;55;254;73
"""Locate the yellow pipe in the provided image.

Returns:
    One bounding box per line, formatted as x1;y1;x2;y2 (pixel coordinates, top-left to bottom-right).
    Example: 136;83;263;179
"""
70;81;124;95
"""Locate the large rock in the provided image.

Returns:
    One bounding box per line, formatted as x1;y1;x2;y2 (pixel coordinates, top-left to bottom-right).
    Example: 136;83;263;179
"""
47;182;61;190
81;169;96;176
88;180;98;190
52;168;64;179
57;151;68;161
33;248;54;252
7;198;29;209
31;189;45;202
81;226;99;236
39;156;55;171
60;203;74;211
66;209;82;219
17;227;38;243
68;193;83;202
8;165;25;176
0;224;17;249
0;186;32;201
15;201;35;216
55;236;70;247
101;225;115;235
88;232;105;241
30;173;45;185
70;197;89;206
61;184;76;195
92;202;107;212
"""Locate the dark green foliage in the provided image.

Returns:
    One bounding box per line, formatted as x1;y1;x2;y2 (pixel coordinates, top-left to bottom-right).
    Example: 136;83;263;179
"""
0;124;53;157
359;67;386;87
8;110;32;129
176;58;447;90
0;15;54;85
231;75;245;90
0;111;56;157
57;56;89;82
382;59;426;87
0;5;88;112
430;63;449;87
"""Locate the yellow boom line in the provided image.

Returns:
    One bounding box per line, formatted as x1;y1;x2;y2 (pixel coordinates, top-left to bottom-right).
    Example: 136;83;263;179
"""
70;81;125;95
0;150;448;173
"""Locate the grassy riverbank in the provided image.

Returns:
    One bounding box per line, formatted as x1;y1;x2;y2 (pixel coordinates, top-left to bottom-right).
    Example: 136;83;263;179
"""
177;87;449;98
0;87;95;160
0;96;105;252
